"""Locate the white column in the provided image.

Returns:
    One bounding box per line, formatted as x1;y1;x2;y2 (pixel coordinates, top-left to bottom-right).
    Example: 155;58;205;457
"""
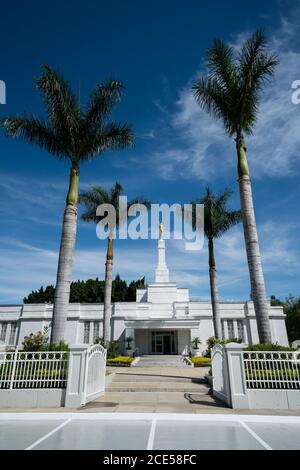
233;320;239;339
5;323;11;345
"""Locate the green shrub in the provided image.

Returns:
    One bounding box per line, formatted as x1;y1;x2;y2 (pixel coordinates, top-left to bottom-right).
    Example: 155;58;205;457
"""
22;327;49;351
244;343;295;352
204;336;242;358
21;327;69;352
107;355;134;366
107;340;120;359
191;357;211;367
191;337;201;349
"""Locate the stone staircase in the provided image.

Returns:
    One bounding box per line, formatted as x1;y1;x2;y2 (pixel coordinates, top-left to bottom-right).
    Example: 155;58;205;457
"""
106;368;210;394
89;357;225;412
134;354;189;368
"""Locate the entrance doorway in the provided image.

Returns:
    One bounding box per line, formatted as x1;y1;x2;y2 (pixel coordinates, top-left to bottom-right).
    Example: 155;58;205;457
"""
151;331;177;354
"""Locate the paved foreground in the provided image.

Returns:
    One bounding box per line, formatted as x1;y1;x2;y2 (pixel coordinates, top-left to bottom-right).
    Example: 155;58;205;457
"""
89;363;224;413
0;413;300;450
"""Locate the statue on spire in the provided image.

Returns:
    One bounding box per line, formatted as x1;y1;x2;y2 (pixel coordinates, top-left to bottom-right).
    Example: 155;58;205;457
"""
159;223;164;239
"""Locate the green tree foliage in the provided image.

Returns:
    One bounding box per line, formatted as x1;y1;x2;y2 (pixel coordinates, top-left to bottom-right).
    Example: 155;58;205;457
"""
24;275;146;304
271;295;300;343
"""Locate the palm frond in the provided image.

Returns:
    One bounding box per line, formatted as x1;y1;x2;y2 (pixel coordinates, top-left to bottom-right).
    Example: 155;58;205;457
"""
1;115;67;158
190;187;242;239
206;38;238;92
80;122;134;161
237;29;278;134
193;77;235;135
36;64;79;144
85;80;125;127
193;29;278;136
79;182;151;228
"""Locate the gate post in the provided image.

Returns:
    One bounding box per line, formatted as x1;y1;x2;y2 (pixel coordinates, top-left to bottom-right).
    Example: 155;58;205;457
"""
225;343;249;409
65;344;89;408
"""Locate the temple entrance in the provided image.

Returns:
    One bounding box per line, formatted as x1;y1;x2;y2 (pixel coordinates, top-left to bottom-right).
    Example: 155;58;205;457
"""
151;331;177;354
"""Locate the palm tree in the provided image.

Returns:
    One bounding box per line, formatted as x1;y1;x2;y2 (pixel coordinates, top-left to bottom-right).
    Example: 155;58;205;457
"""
79;182;149;345
193;30;278;343
1;65;133;344
191;188;241;338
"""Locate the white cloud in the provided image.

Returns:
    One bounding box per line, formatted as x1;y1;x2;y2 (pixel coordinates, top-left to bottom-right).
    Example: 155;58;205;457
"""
152;9;300;180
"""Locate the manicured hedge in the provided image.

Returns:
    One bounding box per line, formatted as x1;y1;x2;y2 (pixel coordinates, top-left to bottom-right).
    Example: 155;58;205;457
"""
244;343;296;352
191;357;211;367
106;356;134;366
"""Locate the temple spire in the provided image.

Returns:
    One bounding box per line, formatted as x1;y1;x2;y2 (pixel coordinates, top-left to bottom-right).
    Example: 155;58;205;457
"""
155;225;169;282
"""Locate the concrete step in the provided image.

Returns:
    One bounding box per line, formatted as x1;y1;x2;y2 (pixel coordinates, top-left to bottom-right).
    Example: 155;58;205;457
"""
134;355;188;368
112;375;205;383
107;382;210;393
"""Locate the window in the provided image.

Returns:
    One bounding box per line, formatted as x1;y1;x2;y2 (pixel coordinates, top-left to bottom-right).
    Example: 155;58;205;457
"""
93;321;100;343
83;321;90;344
9;322;17;345
0;322;7;342
237;320;245;342
221;321;225;339
227;320;235;339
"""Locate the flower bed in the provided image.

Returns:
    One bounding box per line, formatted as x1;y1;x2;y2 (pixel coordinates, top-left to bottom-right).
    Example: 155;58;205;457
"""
191;357;211;367
106;356;134;366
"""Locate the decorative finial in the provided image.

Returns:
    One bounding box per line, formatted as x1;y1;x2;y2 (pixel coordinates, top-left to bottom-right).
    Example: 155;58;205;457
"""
159;223;163;239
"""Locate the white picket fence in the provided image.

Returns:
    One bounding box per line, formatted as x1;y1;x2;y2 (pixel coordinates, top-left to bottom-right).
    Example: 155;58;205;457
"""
0;350;68;389
211;344;300;410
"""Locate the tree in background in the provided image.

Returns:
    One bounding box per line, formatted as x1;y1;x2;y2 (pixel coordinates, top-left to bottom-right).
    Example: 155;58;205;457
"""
271;295;300;343
1;65;133;344
190;188;241;338
23;275;146;304
193;30;278;343
79;182;150;344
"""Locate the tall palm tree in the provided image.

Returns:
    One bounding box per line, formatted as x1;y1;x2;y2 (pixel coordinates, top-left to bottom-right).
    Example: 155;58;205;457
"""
79;182;150;345
191;188;241;338
1;65;133;344
193;30;278;343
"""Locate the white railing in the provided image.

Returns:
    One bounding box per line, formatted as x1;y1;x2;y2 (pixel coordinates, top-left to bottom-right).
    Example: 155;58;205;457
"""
0;350;69;389
243;351;300;390
84;344;107;403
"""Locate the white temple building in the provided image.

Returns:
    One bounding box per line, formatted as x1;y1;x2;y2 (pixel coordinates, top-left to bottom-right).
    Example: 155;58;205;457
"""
0;235;289;354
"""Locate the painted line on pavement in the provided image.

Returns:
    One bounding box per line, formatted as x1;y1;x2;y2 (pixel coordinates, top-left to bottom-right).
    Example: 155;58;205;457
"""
239;420;272;450
147;419;157;450
25;418;72;450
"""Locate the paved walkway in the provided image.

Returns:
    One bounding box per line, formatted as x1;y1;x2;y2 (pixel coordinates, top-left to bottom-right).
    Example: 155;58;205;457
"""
1;413;300;449
82;363;229;413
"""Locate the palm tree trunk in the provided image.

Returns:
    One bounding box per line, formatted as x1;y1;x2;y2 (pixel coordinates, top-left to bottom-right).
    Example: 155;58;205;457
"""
50;166;79;344
103;237;113;345
208;238;222;339
236;134;272;343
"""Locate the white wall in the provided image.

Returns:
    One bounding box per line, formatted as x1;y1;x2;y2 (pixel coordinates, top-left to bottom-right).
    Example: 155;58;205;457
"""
0;299;288;351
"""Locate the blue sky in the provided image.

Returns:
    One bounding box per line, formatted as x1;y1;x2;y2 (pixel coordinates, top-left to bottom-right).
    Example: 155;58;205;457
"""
0;0;300;303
